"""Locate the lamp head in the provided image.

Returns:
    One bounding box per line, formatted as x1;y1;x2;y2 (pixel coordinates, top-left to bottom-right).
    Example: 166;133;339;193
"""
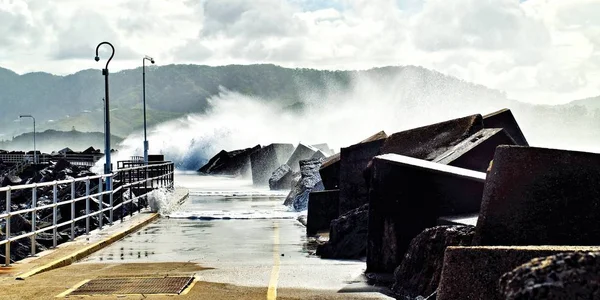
151;59;155;64
95;56;100;62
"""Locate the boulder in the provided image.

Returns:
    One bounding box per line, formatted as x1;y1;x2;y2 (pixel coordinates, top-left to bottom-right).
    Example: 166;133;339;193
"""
251;144;295;186
283;158;324;211
483;108;528;146
268;164;294;190
500;251;600;300
1;175;23;187
367;154;486;273
53;159;72;173
286;144;319;172
392;225;475;299
307;189;340;235
317;204;369;259
199;145;261;177
474;145;600;246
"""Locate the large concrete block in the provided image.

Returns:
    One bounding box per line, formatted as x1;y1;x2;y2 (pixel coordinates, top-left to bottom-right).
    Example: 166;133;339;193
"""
250;143;295;186
319;131;387;190
367;154;486;273
307;189;340;235
199;145;261;177
311;143;333;155
380;114;483;160
483;108;528;146
474;145;600;246
339;138;387;214
286;143;318;172
433;128;516;172
437;246;600;300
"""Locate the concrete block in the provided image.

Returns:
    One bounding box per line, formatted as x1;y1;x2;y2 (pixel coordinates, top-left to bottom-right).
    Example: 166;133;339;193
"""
199;145;261;177
474;145;600;246
437;213;479;226
483;108;528;146
339;138;387;215
286;143;318;172
433;128;516;172
319;131;387;190
437;246;600;300
367;154;486;273
307;189;340;235
268;164;294;190
380;114;483;160
311;143;333;155
250;143;295;186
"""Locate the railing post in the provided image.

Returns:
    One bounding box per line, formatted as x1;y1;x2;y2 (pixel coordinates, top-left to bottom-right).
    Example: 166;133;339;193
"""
109;175;114;226
5;188;11;266
129;169;133;217
52;182;57;248
31;185;37;256
98;177;103;230
70;181;75;241
85;178;90;235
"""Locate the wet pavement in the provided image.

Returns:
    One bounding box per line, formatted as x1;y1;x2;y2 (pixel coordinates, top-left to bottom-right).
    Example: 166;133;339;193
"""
81;173;391;298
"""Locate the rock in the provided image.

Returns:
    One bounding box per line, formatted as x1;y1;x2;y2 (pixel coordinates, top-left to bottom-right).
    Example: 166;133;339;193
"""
483;108;528;146
474;145;600;246
1;175;23;187
9;214;32;234
251;144;295;186
500;251;600;300
199;145;261;177
53;159;72;173
311;150;327;160
0;235;46;263
269;164;294;190
367;154;485;273
316;204;369;259
307;189;340;235
286;144;319;172
392;225;475;299
284;159;324;211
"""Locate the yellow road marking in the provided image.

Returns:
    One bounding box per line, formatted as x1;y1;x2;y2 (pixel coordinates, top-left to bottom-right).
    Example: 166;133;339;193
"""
55;279;90;297
267;221;280;300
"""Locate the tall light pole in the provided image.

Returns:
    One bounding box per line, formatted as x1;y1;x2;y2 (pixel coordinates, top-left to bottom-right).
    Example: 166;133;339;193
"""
142;55;154;165
95;42;115;191
19;115;36;164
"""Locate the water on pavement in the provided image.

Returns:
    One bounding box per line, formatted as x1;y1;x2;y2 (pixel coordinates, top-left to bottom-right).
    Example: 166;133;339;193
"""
81;173;385;296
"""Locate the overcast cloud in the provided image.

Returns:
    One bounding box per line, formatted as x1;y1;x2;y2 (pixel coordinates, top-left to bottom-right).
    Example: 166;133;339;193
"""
0;0;599;104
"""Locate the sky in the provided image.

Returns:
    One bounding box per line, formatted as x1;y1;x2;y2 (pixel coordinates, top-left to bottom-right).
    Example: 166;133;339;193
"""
0;0;599;104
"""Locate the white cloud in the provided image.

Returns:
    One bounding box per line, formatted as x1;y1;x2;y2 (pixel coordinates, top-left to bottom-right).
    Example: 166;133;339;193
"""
0;0;599;104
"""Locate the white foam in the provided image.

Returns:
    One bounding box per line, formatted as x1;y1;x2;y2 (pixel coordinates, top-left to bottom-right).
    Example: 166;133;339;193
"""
168;209;304;220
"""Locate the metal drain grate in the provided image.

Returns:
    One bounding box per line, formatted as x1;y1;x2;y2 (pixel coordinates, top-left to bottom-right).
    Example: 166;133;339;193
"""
69;276;194;295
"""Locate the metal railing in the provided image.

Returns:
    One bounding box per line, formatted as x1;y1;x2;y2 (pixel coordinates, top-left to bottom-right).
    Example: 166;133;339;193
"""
0;162;174;266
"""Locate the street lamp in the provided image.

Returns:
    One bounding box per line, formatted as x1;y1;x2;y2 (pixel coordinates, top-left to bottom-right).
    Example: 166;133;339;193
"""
19;115;36;164
142;55;155;165
95;41;115;191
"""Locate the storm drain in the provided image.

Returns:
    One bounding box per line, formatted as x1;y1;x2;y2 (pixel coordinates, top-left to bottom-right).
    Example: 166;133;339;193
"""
69;276;194;295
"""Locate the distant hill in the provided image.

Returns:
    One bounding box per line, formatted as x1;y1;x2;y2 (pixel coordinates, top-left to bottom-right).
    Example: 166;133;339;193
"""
0;129;123;153
566;95;600;112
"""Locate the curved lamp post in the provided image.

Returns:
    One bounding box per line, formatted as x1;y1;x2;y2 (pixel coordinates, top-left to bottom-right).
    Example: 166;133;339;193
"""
19;115;36;164
95;42;115;191
142;55;155;165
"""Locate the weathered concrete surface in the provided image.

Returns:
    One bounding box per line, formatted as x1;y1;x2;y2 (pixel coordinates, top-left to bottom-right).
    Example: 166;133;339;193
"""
284;159;324;211
250;143;295;186
317;204;369;259
437;246;600;300
433;128;516;173
392;225;475;299
367;154;486;274
312;143;333;155
339;138;387;215
380;115;483;160
474;145;600;246
319;131;387;191
500;251;600;300
199;145;261;177
307;190;340;235
483;108;528;146
269;164;294;190
286;144;319;172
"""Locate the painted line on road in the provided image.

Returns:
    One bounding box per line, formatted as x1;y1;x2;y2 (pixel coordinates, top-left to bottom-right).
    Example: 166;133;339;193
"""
267;221;280;300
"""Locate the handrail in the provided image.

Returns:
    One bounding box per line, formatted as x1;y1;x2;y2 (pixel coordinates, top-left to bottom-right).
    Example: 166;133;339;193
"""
1;161;175;266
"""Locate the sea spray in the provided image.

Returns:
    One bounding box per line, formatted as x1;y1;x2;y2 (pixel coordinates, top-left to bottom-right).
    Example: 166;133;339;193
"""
147;187;182;215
